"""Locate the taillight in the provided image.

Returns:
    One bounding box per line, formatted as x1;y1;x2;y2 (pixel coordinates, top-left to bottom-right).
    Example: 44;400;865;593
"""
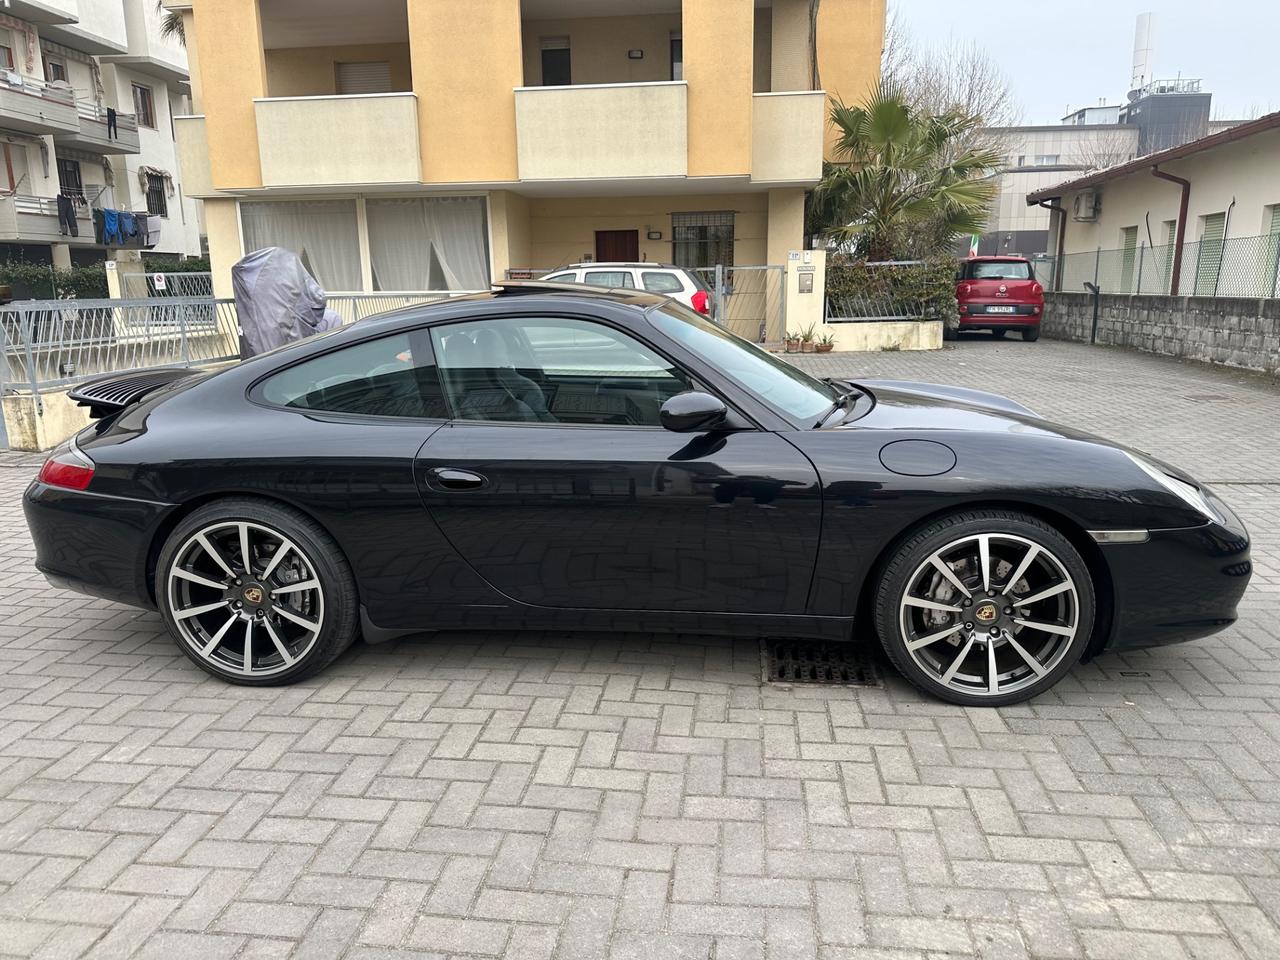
1032;282;1043;296
957;283;971;297
691;290;710;315
38;440;95;491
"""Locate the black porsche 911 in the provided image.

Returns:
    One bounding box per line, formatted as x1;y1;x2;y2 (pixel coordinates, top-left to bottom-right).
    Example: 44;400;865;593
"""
24;284;1251;705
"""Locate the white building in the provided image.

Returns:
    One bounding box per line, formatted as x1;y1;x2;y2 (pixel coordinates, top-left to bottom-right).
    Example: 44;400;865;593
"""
0;0;200;268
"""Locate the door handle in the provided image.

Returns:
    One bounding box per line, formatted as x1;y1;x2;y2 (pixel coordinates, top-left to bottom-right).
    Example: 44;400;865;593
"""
427;467;488;491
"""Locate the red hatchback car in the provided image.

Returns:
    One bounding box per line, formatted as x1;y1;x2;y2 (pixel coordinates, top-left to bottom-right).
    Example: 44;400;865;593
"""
954;256;1044;341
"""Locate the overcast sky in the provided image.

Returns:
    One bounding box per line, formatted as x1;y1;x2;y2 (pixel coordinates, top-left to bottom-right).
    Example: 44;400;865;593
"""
889;0;1280;125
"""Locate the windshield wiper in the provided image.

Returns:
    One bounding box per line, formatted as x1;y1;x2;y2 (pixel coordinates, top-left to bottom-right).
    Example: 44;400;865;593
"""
813;386;861;428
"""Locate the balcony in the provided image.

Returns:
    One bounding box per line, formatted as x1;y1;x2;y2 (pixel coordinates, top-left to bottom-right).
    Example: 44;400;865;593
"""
0;75;79;136
0;192;97;246
514;82;688;182
751;91;825;184
54;102;141;155
254;94;422;188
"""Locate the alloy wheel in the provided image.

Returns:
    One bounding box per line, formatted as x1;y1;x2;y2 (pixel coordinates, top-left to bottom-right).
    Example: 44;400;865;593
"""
165;520;325;678
897;532;1080;699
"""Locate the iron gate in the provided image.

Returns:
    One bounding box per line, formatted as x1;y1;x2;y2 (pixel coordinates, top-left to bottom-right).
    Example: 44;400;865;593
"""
694;265;785;342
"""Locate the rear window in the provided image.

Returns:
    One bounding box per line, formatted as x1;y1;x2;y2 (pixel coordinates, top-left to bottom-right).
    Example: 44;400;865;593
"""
965;260;1033;280
641;271;684;293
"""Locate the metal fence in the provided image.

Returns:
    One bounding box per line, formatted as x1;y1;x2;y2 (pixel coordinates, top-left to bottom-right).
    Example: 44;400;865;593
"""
825;260;933;324
1043;232;1280;298
693;265;785;342
0;298;241;404
122;272;215;299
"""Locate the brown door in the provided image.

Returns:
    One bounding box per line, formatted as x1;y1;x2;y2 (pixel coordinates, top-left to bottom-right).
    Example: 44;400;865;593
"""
595;230;639;263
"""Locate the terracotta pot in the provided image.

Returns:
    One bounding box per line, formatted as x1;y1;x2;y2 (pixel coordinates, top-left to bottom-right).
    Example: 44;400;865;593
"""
816;343;834;353
785;339;801;353
801;341;816;353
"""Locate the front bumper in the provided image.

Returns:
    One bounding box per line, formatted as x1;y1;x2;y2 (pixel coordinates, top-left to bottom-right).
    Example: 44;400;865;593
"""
23;480;172;609
1100;492;1251;652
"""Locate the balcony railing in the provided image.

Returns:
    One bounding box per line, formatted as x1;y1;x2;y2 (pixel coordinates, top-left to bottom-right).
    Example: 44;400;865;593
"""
514;81;688;182
254;93;421;188
0;72;80;135
54;100;141;155
0;189;102;245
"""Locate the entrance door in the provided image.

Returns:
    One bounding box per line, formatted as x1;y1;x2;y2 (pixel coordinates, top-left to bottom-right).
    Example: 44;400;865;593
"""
595;229;639;263
418;314;822;614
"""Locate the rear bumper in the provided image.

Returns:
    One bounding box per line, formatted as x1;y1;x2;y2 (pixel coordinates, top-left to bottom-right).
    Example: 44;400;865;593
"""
1100;493;1251;652
23;480;171;609
959;304;1042;327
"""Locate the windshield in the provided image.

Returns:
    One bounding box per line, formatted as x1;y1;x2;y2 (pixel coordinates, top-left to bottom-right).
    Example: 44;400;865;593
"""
647;302;838;425
967;261;1032;280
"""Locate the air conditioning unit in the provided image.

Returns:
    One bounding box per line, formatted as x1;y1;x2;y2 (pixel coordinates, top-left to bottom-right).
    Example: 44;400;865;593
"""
1073;191;1101;221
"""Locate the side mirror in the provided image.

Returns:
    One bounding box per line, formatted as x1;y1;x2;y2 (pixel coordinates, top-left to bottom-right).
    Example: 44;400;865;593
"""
660;392;727;433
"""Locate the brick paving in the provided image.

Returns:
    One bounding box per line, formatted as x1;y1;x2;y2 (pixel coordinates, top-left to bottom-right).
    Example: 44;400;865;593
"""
0;337;1278;959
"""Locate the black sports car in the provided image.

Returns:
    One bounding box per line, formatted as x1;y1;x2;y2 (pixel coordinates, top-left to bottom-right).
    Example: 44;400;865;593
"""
24;284;1251;705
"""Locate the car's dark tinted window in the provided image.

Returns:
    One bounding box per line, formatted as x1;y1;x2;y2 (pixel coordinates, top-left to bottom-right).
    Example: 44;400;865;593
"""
432;317;692;426
259;331;447;418
966;261;1032;280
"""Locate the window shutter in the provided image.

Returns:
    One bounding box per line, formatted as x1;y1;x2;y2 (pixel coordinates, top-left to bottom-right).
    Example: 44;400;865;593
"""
335;61;392;95
1193;212;1226;295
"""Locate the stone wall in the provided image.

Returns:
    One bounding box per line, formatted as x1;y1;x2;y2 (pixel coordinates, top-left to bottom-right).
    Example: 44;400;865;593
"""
1043;292;1280;375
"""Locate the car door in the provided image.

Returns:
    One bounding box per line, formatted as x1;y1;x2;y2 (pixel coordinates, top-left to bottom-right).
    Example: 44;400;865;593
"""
416;313;822;614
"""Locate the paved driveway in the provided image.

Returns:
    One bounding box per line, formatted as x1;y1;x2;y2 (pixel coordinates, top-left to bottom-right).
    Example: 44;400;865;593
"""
1;338;1278;960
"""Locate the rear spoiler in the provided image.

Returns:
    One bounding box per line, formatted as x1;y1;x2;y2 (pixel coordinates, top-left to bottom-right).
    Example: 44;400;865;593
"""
68;368;200;419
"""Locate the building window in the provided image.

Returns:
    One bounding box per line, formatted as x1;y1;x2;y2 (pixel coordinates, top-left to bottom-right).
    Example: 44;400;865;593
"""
540;37;571;86
1034;154;1060;166
0;30;14;71
670;34;683;81
241;199;362;292
1119;225;1138;292
365;197;489;291
1193;211;1226;296
672;211;734;269
1265;204;1280;298
56;158;84;203
145;174;168;217
133;83;156;128
44;57;66;84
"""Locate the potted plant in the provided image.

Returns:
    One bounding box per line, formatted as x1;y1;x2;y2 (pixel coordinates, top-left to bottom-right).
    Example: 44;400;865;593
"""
816;332;835;353
800;324;817;353
784;330;802;353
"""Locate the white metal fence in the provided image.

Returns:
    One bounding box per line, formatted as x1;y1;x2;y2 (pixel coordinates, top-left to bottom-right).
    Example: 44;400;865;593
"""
121;271;215;299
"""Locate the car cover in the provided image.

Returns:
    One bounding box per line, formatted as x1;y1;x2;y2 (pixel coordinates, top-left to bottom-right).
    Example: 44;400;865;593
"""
232;247;341;358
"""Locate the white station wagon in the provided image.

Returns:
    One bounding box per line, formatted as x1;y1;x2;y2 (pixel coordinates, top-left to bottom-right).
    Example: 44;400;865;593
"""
541;262;714;316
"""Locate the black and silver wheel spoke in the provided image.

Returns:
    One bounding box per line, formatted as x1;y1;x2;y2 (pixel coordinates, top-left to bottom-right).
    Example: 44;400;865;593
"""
898;532;1079;698
167;520;324;678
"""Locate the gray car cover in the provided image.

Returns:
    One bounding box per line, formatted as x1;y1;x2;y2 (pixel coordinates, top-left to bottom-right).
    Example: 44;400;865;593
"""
232;247;341;358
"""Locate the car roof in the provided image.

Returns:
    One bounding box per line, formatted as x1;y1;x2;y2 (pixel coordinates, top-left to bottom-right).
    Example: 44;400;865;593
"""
966;256;1031;262
562;262;685;270
351;282;669;329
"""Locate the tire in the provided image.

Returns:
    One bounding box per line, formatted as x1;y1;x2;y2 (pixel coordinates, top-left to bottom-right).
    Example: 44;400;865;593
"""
942;325;958;341
157;498;359;685
873;510;1094;707
1022;326;1041;342
991;328;1008;338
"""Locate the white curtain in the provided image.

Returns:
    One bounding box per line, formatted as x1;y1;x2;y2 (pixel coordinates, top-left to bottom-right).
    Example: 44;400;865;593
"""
367;196;489;292
241;200;362;292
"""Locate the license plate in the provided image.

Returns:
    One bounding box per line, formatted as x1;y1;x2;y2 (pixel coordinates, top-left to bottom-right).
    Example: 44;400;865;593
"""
987;306;1016;313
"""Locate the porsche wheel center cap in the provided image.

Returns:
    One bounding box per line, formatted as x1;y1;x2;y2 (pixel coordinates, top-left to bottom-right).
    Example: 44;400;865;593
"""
974;602;999;624
241;584;265;606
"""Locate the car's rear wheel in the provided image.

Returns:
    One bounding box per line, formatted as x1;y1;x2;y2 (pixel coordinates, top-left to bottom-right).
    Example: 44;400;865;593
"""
157;498;358;685
1022;326;1041;342
991;328;1008;338
874;510;1094;706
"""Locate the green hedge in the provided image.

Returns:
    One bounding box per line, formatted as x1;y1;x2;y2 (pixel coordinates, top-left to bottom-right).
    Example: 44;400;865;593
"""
143;255;211;274
826;255;958;330
0;261;110;301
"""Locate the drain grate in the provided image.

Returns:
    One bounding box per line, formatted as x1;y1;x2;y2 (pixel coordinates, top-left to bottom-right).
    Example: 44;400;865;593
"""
764;639;881;686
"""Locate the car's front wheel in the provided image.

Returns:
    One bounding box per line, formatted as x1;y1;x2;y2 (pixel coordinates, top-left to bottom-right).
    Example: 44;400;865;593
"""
157;498;359;685
874;510;1094;706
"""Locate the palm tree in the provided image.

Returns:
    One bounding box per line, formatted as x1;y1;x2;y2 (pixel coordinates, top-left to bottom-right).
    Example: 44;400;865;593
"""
811;84;1002;261
156;2;185;45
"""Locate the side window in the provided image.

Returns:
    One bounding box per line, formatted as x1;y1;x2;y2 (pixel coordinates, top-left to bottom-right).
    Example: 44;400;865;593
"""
544;272;578;282
641;271;684;293
582;270;635;288
258;331;447;419
432;317;694;426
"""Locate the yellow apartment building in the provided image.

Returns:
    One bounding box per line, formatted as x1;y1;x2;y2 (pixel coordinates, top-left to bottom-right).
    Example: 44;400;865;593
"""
164;0;883;299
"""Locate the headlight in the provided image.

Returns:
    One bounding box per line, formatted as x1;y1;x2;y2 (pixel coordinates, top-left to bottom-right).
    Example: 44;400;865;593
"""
1125;452;1221;523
